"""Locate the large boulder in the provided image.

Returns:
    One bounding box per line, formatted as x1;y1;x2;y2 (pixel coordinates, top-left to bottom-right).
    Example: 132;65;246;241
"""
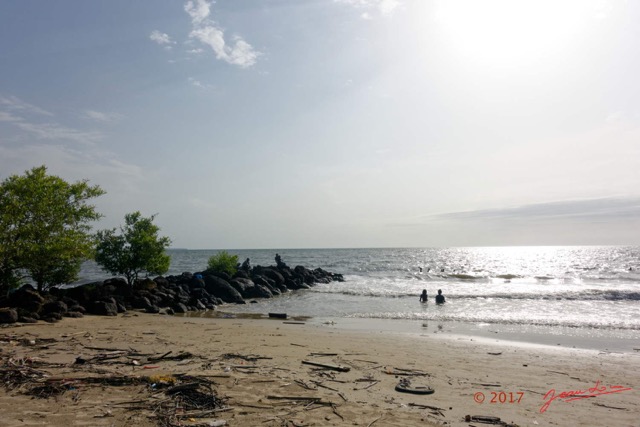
188;276;205;289
0;308;18;324
203;275;244;304
89;301;118;316
6;286;45;312
252;276;281;295
172;302;189;313
230;278;273;299
261;268;285;286
41;300;68;316
229;278;254;295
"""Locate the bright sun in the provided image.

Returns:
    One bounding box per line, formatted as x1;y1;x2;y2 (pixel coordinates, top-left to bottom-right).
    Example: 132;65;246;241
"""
433;0;611;68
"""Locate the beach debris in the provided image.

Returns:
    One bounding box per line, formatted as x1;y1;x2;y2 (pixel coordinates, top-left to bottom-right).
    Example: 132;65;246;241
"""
302;360;351;372
283;321;305;325
220;352;272;362
395;378;434;395
487;352;502;356
268;312;287;319
592;402;628;410
355;380;379;391
408;402;445;411
464;415;520;426
383;366;428;376
366;414;384;427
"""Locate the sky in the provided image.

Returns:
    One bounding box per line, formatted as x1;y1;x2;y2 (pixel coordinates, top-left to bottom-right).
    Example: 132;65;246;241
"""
1;0;640;249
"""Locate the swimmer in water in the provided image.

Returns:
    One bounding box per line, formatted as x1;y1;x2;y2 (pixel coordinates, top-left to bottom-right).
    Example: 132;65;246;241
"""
419;289;428;303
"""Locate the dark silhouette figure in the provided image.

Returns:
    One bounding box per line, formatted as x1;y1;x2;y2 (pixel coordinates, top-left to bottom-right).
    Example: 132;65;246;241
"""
435;289;445;304
419;289;428;303
241;258;251;272
275;253;286;269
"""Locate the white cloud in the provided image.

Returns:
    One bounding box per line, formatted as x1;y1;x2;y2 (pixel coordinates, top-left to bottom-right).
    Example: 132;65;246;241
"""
14;121;102;145
188;77;215;90
1;95;103;145
335;0;401;17
0;111;21;122
379;0;400;15
185;0;259;68
0;94;54;116
184;0;211;24
82;110;123;123
149;30;175;46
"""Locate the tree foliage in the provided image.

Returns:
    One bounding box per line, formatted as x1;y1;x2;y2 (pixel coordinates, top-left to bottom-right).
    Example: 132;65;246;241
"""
95;212;171;286
0;166;105;294
207;251;238;276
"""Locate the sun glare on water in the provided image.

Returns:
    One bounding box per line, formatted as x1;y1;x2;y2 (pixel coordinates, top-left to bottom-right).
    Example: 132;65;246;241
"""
433;0;612;68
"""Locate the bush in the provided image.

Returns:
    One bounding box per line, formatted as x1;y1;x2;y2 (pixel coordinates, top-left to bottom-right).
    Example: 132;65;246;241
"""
207;251;238;276
95;212;171;286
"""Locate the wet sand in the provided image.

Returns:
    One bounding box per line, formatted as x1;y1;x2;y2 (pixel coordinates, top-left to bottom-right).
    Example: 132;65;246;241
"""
1;312;638;426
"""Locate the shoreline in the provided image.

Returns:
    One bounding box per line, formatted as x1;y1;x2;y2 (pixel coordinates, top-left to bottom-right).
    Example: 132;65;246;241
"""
2;312;638;426
187;308;640;355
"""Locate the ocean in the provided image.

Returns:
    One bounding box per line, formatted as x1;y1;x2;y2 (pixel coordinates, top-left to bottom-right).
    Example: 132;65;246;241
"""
78;246;640;353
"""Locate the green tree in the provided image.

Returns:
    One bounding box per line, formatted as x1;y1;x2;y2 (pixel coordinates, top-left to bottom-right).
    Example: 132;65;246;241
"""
207;251;238;276
95;211;171;286
0;166;105;294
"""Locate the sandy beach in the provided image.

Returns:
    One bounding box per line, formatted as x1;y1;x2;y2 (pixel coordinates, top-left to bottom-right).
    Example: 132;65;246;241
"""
1;312;638;427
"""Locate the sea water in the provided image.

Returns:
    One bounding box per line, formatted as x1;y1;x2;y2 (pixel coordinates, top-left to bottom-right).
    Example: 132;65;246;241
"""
77;246;640;352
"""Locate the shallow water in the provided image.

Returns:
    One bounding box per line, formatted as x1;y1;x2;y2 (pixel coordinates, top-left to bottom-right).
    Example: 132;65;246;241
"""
78;246;640;352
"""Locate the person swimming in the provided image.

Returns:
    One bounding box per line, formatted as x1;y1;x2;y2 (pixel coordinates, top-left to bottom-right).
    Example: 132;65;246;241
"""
435;289;445;304
419;289;428;303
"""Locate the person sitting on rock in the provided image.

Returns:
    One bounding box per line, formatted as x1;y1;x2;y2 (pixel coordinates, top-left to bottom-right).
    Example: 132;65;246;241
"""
241;258;251;272
275;253;286;269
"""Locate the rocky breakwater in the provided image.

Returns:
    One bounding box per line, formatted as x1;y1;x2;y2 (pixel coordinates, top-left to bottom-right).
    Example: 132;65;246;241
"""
0;264;344;324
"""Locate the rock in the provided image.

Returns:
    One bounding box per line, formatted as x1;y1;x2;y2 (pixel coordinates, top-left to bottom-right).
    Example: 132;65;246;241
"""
145;305;160;314
131;295;152;310
154;276;170;288
229;278;255;296
188;276;205;289
261;268;285;286
135;278;157;291
68;304;86;314
205;270;232;282
0;308;18;324
252;276;280;295
42;312;63;323
172;302;189;313
18;316;38;323
7;286;44;312
64;311;84;318
233;270;250;280
41;300;68;316
203;275;244;304
90;301;118;316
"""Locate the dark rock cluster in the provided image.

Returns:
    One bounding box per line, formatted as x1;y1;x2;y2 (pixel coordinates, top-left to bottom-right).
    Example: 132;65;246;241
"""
0;264;344;324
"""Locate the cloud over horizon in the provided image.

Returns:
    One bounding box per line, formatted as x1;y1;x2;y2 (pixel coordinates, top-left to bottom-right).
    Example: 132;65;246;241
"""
185;0;259;68
428;197;640;224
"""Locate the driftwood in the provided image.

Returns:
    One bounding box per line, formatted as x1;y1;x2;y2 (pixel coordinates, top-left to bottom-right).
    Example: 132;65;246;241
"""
302;360;350;372
408;403;445;411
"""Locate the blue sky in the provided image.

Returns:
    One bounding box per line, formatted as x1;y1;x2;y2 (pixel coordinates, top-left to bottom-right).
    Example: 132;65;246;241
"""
1;0;639;248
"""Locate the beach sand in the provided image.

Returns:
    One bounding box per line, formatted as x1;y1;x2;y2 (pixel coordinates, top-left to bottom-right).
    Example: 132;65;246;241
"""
1;312;638;427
